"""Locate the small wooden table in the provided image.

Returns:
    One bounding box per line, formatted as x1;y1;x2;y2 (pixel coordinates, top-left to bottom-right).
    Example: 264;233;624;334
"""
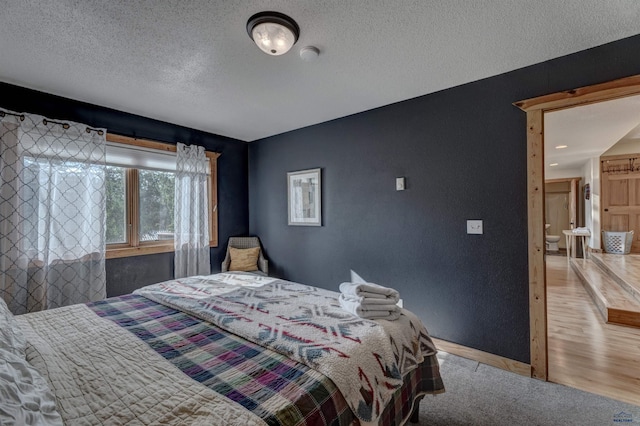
562;230;591;259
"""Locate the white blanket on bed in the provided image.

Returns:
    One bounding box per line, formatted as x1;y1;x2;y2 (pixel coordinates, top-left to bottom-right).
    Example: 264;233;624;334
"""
136;273;437;426
15;304;266;426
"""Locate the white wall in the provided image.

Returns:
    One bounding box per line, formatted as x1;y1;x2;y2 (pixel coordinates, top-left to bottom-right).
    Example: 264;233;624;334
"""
582;157;601;249
545;167;583;180
602;138;640;156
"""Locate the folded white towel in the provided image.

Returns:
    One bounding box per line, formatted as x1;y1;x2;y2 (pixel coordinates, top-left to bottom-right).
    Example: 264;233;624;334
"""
338;294;402;320
339;282;400;302
339;293;399;309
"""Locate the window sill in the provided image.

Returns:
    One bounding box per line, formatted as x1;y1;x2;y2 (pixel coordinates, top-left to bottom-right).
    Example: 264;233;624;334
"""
106;243;174;259
106;240;218;259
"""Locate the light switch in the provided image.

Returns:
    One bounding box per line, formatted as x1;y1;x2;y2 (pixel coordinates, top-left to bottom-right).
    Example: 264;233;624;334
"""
396;177;405;191
467;220;483;234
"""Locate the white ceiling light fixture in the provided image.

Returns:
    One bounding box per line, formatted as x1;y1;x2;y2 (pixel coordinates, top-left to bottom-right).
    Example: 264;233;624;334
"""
550;163;559;167
247;11;300;56
555;145;568;149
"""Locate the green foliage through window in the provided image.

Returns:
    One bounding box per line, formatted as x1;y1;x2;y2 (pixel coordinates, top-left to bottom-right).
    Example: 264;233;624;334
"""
139;169;175;241
105;167;175;244
105;166;126;244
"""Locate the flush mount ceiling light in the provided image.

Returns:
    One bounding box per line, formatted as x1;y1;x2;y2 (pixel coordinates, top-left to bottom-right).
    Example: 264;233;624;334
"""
555;145;568;149
247;12;300;56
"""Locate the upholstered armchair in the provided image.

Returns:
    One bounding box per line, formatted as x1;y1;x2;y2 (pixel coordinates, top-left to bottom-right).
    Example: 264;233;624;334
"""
221;237;268;276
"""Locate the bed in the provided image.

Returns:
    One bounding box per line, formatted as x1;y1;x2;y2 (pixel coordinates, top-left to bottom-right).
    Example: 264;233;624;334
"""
2;272;444;425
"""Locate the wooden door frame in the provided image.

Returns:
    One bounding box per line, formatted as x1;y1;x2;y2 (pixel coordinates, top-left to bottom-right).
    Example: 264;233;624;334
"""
514;74;640;380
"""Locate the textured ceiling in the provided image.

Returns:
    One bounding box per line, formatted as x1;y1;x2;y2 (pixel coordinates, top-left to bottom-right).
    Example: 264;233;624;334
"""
1;1;640;141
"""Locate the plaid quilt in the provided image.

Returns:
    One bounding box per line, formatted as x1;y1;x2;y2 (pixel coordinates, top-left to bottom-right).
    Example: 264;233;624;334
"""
135;274;438;425
88;295;444;426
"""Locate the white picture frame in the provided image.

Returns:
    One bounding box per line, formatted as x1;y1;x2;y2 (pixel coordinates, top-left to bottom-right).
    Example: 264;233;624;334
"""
287;168;321;226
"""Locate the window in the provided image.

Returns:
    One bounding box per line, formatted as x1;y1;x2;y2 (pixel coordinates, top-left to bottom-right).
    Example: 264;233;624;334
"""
105;165;126;244
106;166;176;244
105;134;218;259
138;169;175;242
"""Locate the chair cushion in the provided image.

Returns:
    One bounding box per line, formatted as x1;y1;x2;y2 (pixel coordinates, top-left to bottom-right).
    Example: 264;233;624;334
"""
229;247;260;272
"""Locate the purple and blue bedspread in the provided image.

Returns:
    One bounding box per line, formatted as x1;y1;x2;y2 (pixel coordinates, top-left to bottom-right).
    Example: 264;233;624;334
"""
88;294;443;426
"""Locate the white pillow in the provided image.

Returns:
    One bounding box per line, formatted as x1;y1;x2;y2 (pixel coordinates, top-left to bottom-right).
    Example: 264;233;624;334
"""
0;349;63;425
0;297;26;358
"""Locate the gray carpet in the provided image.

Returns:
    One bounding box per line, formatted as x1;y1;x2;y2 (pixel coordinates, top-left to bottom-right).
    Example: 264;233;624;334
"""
417;352;639;425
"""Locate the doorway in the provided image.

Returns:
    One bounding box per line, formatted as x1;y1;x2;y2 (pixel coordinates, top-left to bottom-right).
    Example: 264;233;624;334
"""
545;178;581;254
515;74;640;380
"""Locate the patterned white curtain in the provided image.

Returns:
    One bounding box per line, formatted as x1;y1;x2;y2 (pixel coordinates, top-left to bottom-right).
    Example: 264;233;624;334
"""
0;109;106;314
174;142;210;278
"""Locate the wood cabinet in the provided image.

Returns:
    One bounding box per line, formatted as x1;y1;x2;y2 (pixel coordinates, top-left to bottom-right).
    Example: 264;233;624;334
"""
601;154;640;253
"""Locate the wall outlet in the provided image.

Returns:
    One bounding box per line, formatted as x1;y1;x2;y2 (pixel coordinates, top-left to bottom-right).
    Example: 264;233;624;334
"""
396;177;405;191
467;220;483;234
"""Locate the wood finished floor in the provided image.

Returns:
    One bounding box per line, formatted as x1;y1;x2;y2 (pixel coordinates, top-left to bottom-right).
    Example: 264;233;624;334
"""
547;255;640;406
592;252;640;300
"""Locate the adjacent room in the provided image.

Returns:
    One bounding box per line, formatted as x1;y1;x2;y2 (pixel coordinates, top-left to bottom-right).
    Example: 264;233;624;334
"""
544;96;640;405
1;1;640;425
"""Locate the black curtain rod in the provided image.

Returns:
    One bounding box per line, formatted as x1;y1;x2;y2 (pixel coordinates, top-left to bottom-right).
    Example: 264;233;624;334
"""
42;118;104;135
0;110;25;121
1;111;103;135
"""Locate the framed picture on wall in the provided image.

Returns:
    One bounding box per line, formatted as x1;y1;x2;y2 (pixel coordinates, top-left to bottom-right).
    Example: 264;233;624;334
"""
287;168;321;226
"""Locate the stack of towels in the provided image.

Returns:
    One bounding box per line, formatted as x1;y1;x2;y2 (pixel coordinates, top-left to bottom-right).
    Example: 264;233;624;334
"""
338;281;401;320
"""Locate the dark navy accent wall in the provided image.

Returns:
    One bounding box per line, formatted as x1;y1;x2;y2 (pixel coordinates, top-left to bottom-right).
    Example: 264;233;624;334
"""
0;83;249;296
105;252;174;297
249;35;640;363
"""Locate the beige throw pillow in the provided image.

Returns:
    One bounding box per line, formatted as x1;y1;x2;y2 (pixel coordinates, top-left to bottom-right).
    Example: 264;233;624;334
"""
229;247;260;272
